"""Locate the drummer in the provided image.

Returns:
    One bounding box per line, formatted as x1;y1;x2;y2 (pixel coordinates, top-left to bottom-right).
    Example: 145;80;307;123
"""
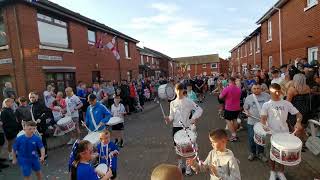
164;83;203;176
85;94;112;132
243;83;270;162
260;83;303;180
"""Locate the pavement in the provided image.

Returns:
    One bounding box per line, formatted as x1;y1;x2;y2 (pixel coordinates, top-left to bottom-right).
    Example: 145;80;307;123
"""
0;95;319;180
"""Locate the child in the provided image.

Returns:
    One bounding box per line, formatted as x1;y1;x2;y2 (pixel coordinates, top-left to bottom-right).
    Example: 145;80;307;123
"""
71;140;112;180
187;83;198;102
15;96;32;130
260;83;303;180
51;100;63;122
164;83;203;176
187;128;241;180
12;121;45;180
96;130;119;180
151;164;183;180
111;95;126;147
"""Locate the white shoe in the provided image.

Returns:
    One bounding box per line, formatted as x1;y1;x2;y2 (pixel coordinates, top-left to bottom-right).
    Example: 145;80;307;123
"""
8;153;13;161
269;171;277;180
185;165;193;176
237;118;241;124
67;138;75;145
277;172;287;180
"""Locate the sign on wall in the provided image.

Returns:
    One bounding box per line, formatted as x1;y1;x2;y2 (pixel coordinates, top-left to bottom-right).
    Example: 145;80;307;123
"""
38;55;63;61
0;58;12;64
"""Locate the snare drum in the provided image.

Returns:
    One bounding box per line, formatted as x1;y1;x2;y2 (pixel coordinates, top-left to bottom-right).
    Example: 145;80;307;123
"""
83;132;100;146
95;163;108;177
174;129;197;157
57;116;75;134
106;117;123;126
253;122;269;146
270;133;302;166
158;84;175;100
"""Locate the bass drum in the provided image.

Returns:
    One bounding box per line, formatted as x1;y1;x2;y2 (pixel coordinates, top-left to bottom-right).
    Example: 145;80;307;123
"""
158;84;175;100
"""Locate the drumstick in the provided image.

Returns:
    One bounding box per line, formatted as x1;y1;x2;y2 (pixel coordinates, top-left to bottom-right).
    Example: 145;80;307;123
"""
159;102;166;117
81;121;91;133
242;111;260;120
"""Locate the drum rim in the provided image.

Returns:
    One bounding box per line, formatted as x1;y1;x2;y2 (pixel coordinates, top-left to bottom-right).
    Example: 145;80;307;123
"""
271;133;302;149
174;129;197;143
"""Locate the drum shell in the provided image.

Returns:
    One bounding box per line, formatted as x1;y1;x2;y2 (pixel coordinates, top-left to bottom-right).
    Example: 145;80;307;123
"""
174;129;197;157
57;117;75;133
83;132;100;147
95;163;108;177
253;122;267;146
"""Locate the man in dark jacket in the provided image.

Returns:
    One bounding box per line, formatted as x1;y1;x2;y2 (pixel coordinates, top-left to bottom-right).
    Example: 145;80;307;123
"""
29;92;50;157
120;80;130;113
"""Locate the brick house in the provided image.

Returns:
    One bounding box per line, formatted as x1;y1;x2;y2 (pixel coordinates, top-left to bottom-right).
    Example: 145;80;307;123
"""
257;0;320;70
174;54;228;77
230;27;262;74
0;0;139;100
137;47;175;79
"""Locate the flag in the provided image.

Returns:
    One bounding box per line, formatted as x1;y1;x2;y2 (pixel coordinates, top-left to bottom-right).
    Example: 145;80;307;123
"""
105;36;120;60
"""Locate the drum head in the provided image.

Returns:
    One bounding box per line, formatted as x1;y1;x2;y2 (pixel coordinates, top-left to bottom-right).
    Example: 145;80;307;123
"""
83;132;100;144
253;122;267;136
106;117;123;126
95;163;108;173
165;84;175;100
174;129;197;144
57;116;72;125
271;133;302;149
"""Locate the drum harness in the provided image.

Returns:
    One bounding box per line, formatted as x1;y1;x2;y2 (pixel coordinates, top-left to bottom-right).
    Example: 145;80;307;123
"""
98;142;113;171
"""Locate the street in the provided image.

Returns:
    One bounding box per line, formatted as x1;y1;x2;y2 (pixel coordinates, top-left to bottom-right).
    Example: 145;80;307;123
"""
1;95;319;180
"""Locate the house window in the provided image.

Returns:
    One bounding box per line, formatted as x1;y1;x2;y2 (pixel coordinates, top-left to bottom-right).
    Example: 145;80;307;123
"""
125;41;130;58
211;63;217;68
146;56;149;63
267;19;272;41
37;13;69;48
268;56;273;69
87;30;96;45
307;0;318;7
237;49;240;59
244;44;247;57
140;55;144;65
0;9;6;46
308;47;318;64
187;65;191;71
45;72;75;92
202;64;207;68
249;41;253;55
152;57;154;64
256;34;260;52
240;46;243;58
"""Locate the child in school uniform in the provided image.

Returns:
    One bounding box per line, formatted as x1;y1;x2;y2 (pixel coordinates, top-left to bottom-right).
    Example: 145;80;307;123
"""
71;140;112;180
260;83;303;180
96;130;119;180
12;121;45;180
111;95;126;147
187;128;241;180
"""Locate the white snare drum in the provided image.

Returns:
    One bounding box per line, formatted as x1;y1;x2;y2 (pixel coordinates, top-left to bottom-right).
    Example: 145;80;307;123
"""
270;133;302;166
17;129;42;139
83;132;100;146
254;122;269;146
106;117;123;126
57;116;75;134
174;129;197;157
158;84;175;100
95;163;108;177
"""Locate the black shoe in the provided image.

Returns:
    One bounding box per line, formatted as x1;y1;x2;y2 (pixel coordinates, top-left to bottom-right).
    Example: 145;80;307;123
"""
119;139;124;148
0;163;9;169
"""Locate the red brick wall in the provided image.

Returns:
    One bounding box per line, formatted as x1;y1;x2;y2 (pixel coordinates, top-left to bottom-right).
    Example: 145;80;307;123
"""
0;3;140;97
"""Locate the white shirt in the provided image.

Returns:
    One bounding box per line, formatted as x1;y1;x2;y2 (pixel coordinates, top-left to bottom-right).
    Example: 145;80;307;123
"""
43;90;55;108
271;77;284;84
66;95;82;118
169;97;203;127
111;103;126;120
208;78;214;86
260;100;299;133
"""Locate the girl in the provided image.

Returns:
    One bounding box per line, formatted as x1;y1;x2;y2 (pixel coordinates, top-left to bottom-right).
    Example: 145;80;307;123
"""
71;140;112;180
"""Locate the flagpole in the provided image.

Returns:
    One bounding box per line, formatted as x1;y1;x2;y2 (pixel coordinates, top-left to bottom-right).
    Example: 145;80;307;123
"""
116;37;121;81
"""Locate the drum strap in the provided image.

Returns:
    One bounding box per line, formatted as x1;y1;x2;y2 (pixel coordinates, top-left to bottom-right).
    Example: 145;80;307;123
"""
99;143;108;164
252;94;261;113
30;105;35;122
89;106;98;130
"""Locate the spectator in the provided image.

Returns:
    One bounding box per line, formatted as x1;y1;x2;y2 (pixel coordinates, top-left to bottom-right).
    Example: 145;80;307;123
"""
2;82;16;99
271;69;284;84
105;81;115;108
120;80;130;114
0;112;9;171
43;85;56;108
15;96;32;129
151;164;183;180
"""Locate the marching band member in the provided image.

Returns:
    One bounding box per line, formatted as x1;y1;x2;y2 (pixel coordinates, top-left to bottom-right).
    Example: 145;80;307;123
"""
164;83;203;176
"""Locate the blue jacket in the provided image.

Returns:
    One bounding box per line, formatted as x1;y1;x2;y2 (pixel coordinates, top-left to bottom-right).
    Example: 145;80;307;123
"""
96;142;119;172
85;102;112;131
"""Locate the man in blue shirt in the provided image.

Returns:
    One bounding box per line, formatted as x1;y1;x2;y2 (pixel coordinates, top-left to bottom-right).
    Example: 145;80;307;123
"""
85;94;112;132
12;121;45;180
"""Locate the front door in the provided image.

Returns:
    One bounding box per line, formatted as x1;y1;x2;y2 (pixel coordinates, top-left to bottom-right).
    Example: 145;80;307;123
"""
92;71;101;83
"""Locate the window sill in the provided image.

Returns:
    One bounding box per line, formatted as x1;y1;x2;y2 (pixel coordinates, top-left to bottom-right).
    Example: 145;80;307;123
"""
0;45;9;50
304;1;318;11
266;39;272;43
39;45;74;53
249;53;253;56
256;50;261;53
126;57;131;60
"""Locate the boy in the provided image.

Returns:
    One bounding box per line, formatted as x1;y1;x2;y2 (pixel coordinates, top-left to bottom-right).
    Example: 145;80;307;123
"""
96;130;119;180
15;96;32;130
187;128;241;180
12;121;45;180
186;83;198;102
111;95;126;147
260;83;302;180
164;83;203;176
151;164;183;180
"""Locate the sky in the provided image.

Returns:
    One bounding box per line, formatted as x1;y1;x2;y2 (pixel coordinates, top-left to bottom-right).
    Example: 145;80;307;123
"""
51;0;278;59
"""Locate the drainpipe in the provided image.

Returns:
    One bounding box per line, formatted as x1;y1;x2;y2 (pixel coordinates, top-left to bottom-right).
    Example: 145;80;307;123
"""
273;6;283;66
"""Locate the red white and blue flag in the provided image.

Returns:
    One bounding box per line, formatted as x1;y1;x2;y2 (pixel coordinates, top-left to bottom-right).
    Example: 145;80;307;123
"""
105;37;120;60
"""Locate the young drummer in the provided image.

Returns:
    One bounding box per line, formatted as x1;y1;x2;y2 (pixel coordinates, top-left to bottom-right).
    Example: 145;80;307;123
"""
187;129;241;180
71;140;112;180
12;121;45;180
260;83;303;180
96;130;119;180
111;95;126;147
164;83;203;176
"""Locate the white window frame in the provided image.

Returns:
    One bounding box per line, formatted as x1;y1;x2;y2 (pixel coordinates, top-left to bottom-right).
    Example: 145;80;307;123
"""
140;55;144;65
305;0;318;11
244;44;247;57
256;34;261;53
124;41;130;59
152;57;154;64
240;46;243;58
87;30;96;45
146;56;149;63
267;19;272;42
237;48;240;59
249;41;253;55
187;65;191;71
268;56;273;69
202;64;207;68
211;63;217;68
308;47;318;64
